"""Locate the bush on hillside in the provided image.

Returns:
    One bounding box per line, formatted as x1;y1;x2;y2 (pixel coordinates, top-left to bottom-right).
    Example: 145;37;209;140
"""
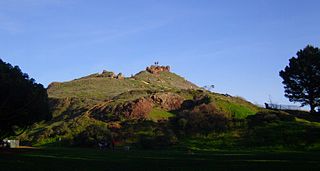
73;125;111;147
171;103;229;135
137;130;178;149
52;122;70;136
247;110;295;128
180;94;212;110
243;121;320;148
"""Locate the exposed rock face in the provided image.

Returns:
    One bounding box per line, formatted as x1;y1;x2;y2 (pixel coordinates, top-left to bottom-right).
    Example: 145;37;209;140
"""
146;65;170;74
181;94;211;110
89;92;185;121
119;98;154;119
90;70;125;80
90;97;154;121
151;93;184;111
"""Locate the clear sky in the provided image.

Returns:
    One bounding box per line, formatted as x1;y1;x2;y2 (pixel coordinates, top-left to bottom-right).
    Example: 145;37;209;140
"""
1;0;319;106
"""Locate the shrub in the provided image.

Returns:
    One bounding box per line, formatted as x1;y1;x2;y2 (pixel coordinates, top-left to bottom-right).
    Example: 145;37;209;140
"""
73;125;111;147
137;131;178;149
247;110;295;128
52;122;70;136
171;103;229;135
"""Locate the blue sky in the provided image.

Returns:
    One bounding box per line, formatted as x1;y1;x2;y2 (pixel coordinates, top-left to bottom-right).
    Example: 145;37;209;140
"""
1;0;319;106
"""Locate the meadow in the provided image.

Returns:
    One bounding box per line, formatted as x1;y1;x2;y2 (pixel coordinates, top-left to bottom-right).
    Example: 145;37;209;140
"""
1;147;320;171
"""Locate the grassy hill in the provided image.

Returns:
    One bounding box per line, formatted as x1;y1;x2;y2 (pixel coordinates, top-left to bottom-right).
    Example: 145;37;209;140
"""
47;70;198;100
20;66;314;150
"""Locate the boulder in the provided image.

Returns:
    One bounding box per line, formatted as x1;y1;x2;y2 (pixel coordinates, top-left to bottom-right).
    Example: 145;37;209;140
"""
100;70;116;78
116;73;124;80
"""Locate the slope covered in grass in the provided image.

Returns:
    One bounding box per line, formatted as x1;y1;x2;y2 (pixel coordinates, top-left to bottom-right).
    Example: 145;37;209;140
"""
212;94;259;118
48;70;198;100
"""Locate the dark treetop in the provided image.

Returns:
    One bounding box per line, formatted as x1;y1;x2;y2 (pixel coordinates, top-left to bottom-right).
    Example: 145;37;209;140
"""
280;45;320;113
0;59;50;138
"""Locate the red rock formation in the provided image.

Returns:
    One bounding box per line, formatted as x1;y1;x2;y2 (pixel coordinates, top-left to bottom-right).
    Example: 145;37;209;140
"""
90;97;154;120
151;93;184;111
120;98;153;119
146;65;171;74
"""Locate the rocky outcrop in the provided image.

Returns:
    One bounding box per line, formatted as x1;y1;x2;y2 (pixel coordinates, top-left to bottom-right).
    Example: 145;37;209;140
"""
89;97;154;121
100;70;116;78
151;93;184;111
89;92;185;121
86;70;125;80
119;98;154;119
146;65;170;74
116;73;124;80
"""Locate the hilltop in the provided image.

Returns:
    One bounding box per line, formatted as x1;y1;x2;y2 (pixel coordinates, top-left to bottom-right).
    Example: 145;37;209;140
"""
47;65;197;100
46;65;258;121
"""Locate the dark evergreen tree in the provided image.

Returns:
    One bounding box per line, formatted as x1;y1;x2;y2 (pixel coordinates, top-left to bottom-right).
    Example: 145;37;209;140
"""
279;45;320;113
0;59;51;138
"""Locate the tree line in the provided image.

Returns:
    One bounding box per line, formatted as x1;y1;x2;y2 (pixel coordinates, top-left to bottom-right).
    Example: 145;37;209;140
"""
0;59;50;139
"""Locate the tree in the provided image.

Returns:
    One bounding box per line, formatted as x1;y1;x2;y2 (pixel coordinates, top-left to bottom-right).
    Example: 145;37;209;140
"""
203;85;215;92
0;59;51;138
279;45;320;113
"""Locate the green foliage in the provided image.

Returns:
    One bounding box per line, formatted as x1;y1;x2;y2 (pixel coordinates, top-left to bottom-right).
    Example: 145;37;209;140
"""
177;118;188;129
148;108;174;121
73;124;111;147
179;132;242;150
280;45;320;112
137;127;178;149
0;59;50;138
245;122;317;148
213;96;258;118
171;107;229;136
245;117;320;149
246;110;295;128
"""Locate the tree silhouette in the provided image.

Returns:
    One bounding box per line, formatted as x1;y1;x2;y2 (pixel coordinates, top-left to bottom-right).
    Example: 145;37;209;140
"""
203;85;215;92
0;59;51;138
279;45;320;113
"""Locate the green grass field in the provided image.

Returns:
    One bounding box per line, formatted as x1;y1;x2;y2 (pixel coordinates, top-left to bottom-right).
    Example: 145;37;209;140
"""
1;147;320;171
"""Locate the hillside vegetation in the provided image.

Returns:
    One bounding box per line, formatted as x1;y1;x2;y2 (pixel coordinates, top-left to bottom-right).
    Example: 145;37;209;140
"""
15;65;320;151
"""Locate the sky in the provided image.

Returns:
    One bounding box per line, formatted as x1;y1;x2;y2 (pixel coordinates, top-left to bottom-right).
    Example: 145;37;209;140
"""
0;0;320;107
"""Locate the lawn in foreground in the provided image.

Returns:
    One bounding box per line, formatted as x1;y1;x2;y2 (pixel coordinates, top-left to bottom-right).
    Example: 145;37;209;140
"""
0;147;320;171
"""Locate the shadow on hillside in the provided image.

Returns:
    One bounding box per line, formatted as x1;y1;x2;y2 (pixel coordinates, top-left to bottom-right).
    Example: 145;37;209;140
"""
283;110;320;122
